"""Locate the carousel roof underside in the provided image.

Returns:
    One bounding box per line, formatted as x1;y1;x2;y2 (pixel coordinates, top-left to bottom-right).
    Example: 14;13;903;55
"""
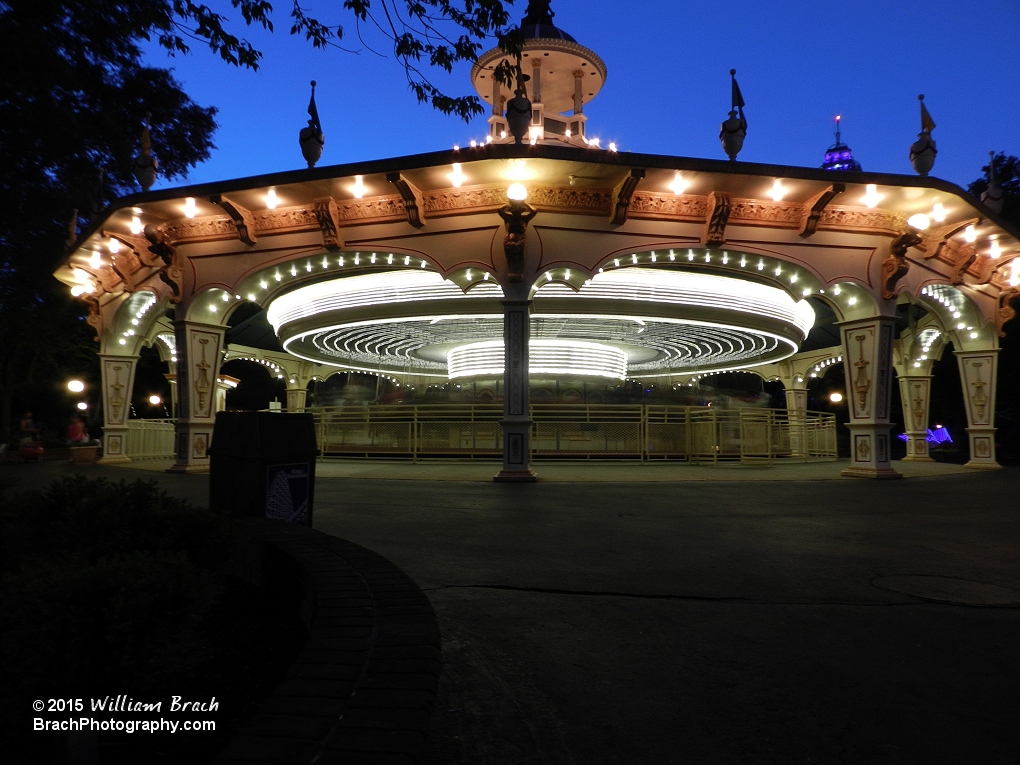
262;266;815;379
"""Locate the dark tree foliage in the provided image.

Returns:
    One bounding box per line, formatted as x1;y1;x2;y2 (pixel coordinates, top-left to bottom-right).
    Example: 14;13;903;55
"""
137;0;523;121
968;153;1020;462
967;152;1020;230
0;1;218;439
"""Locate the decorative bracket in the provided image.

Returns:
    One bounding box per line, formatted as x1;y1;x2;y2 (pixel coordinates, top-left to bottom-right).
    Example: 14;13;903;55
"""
948;242;977;284
704;192;732;247
209;194;257;246
100;230;147;291
609;168;645;225
881;230;923;299
386;172;425;228
314;197;344;251
919;218;978;260
143;224;182;303
996;286;1020;337
799;184;844;238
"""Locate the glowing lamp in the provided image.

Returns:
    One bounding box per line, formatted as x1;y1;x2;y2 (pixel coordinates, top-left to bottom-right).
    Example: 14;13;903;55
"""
129;215;143;235
668;172;690;195
148;395;161;406
350;175;367;199
266;188;279;209
76;402;88;411
964;225;977;243
448;163;466;188
507;183;528;201
862;184;882;208
829;392;844;404
67;380;85;393
907;214;930;230
184;197;197;218
768;180;787;202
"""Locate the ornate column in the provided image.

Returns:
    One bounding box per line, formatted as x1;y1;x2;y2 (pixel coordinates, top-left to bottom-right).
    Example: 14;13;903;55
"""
955;349;1000;469
785;385;808;457
168;320;226;473
494;185;538;482
98;354;138;464
495;292;535;481
286;388;308;412
897;375;934;461
839;316;902;478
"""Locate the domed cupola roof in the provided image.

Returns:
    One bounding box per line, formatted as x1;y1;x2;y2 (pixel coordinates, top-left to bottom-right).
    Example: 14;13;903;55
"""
821;115;863;172
519;0;576;42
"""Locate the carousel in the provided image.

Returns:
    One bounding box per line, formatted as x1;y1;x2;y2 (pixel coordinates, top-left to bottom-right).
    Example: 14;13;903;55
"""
55;1;1019;479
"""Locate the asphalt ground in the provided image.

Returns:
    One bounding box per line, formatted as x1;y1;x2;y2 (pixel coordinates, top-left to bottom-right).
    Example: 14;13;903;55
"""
4;458;1020;764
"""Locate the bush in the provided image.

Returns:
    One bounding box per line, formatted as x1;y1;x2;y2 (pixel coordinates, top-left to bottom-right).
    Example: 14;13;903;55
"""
0;476;304;762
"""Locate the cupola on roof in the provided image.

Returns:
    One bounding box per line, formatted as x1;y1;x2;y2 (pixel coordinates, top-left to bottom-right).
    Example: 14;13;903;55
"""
471;0;606;146
519;0;576;42
821;116;863;172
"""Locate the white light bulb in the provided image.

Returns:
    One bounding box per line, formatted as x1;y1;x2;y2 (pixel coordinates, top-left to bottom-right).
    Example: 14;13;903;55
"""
350;175;367;199
862;184;882;208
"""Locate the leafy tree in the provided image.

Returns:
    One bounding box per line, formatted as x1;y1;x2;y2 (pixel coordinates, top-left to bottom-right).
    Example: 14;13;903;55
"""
142;0;523;121
968;153;1020;230
0;2;218;440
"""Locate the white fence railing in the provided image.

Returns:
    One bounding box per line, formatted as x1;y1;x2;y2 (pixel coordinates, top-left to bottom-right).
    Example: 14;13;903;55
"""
308;404;837;463
125;419;176;459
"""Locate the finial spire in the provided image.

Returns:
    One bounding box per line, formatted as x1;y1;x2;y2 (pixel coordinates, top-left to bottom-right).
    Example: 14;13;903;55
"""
919;93;936;134
522;0;554;26
834;114;841;144
719;69;747;161
299;80;325;168
909;94;937;176
982;150;1005;213
132;112;159;192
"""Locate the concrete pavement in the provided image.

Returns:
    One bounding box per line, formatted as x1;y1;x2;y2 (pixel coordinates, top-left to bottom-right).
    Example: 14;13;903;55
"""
4;458;1019;763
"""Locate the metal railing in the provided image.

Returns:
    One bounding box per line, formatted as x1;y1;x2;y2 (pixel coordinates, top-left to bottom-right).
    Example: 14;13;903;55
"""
125;419;176;459
309;404;837;463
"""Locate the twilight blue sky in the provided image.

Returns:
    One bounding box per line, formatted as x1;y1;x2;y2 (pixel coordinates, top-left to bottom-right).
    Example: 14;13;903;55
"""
143;0;1020;191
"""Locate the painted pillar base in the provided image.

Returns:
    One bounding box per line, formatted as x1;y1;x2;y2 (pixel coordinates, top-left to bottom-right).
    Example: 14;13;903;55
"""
97;424;131;464
964;427;1000;470
495;419;537;482
97;455;132;465
841;423;902;479
841;466;904;479
901;434;933;462
286;388;308;413
167;420;215;473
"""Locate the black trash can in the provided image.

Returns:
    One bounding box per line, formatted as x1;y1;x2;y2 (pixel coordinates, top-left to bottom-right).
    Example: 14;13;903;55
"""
208;411;320;525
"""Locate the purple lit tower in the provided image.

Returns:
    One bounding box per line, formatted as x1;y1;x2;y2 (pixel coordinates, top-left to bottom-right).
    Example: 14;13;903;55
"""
820;115;862;172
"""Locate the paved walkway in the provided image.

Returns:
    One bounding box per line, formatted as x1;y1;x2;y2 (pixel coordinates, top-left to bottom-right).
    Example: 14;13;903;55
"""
68;456;974;482
4;457;1019;763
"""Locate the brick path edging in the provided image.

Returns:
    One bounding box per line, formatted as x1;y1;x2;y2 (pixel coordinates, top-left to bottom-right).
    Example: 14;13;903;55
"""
215;520;440;765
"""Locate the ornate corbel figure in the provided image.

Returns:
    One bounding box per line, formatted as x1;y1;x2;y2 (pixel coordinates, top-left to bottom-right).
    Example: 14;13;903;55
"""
996;286;1020;337
144;224;183;303
949;242;977;284
881;229;922;299
704;192;731;247
497;196;538;283
918;218;979;260
83;295;102;343
314;197;344;251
